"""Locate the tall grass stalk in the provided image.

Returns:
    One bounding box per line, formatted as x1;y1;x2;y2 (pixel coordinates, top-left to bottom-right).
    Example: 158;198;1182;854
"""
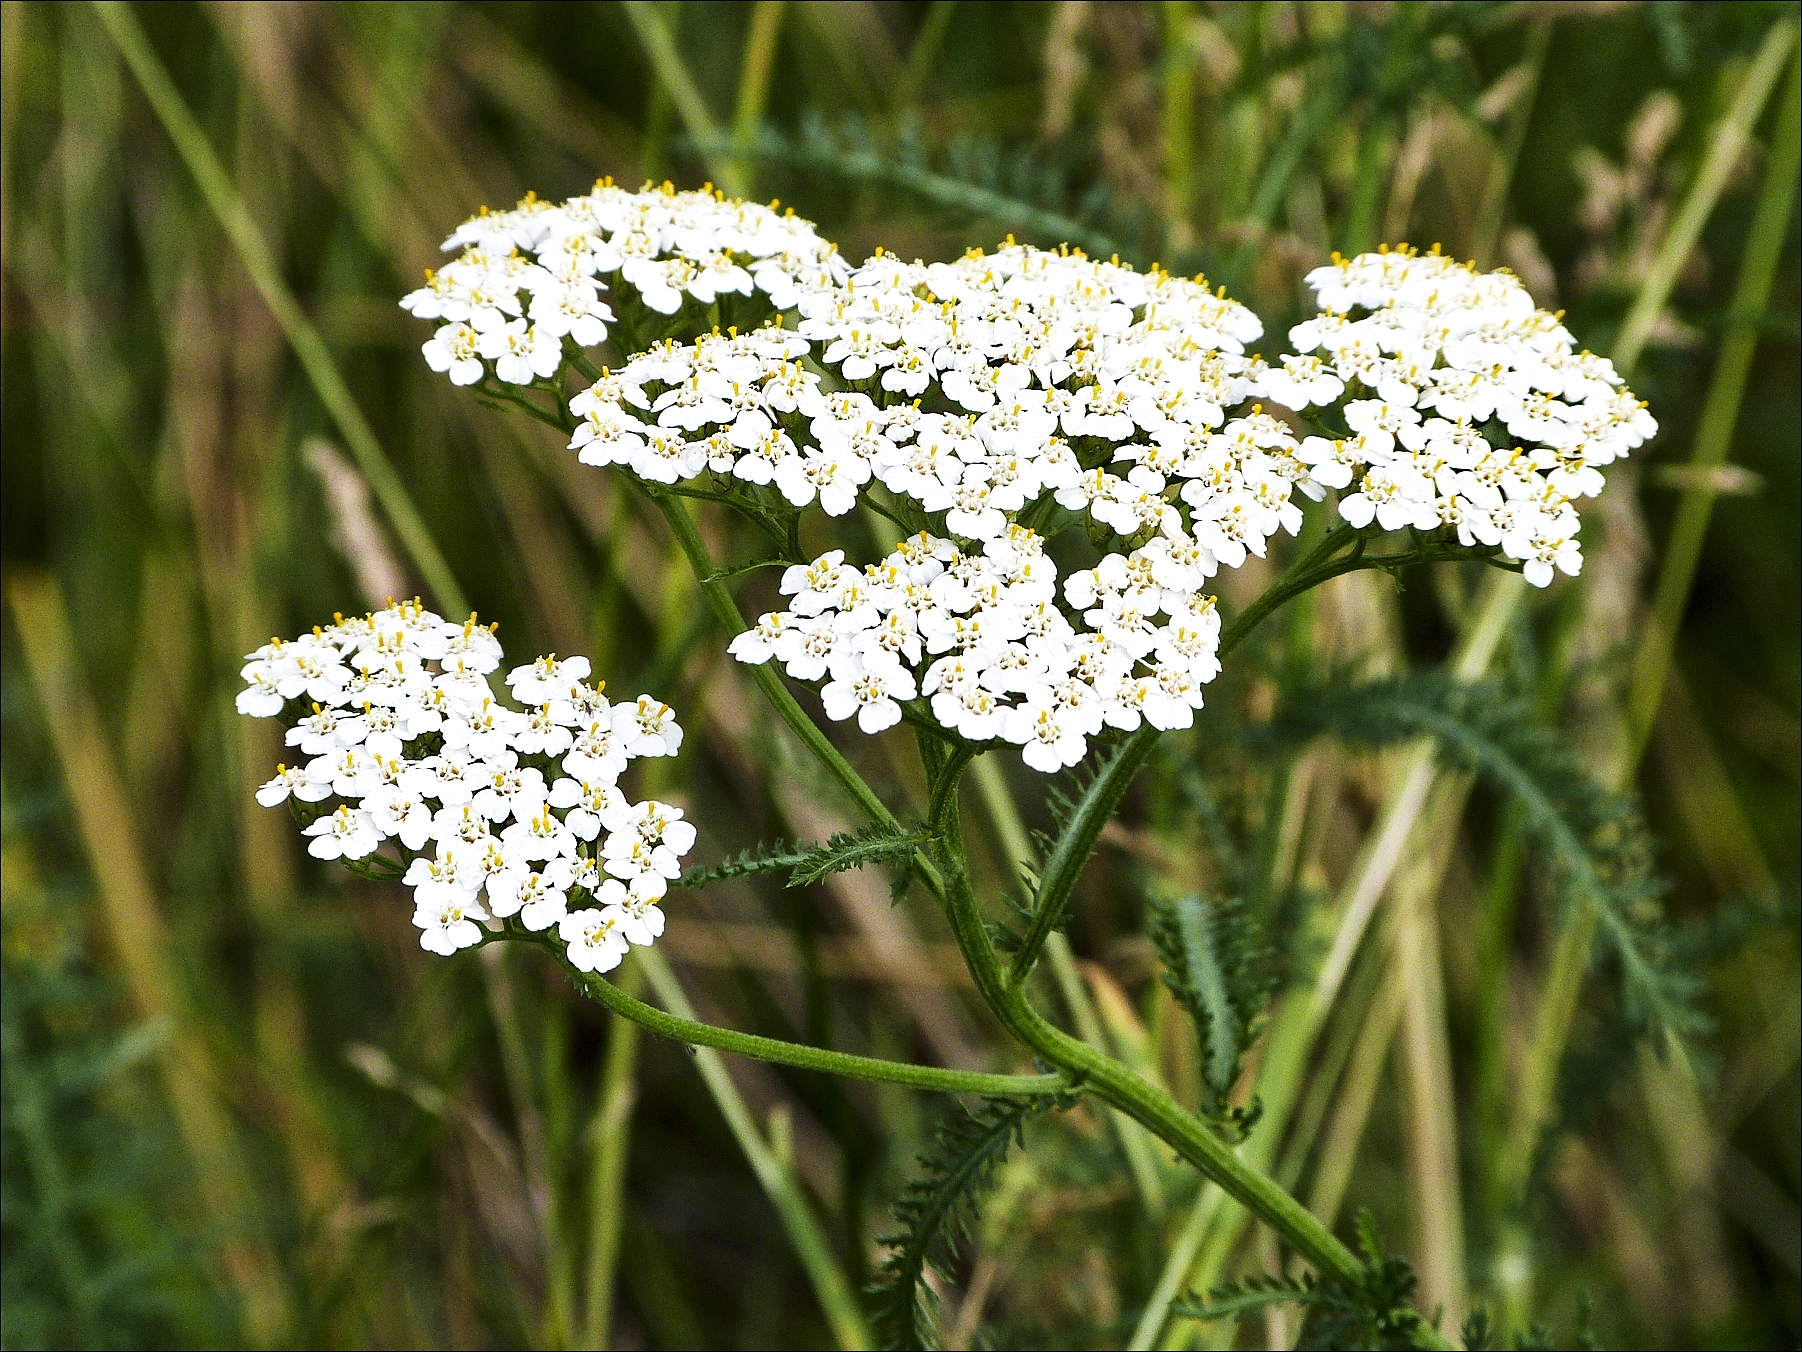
637;949;874;1351
92;0;468;619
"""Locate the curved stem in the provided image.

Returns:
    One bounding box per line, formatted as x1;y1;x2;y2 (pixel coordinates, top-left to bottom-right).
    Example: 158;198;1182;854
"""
535;938;1063;1097
1007;729;1158;984
927;767;1454;1349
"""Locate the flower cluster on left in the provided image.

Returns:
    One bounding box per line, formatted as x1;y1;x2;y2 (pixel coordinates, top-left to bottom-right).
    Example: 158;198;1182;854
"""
236;600;691;970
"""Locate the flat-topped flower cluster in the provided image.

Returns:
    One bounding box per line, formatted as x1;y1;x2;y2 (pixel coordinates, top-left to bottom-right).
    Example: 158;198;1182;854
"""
395;192;1656;772
237;601;690;969
1272;245;1657;586
729;526;1221;770
400;180;848;388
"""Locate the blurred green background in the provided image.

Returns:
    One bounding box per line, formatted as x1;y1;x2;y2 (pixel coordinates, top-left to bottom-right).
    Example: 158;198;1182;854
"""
1;2;1797;1348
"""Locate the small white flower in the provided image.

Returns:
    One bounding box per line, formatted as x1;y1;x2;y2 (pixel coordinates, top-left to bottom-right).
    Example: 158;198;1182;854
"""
547;777;628;841
821;652;916;733
422;322;485;386
614;696;683;758
303;805;381;861
488;858;574;931
256;763;332;807
413;891;490;955
364;785;435;851
405;852;475;906
501;802;578;862
559;907;629;973
728;613;786;664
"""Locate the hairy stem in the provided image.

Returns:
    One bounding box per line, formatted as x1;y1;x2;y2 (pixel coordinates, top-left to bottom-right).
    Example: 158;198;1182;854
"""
549;942;1061;1097
927;760;1453;1348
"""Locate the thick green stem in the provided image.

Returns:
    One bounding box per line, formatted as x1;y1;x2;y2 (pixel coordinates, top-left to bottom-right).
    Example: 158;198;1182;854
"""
557;949;1061;1097
928;764;1453;1348
650;489;952;902
652;493;896;828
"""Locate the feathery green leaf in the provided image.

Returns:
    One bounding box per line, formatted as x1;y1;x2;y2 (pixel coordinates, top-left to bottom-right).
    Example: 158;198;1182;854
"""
868;1095;1065;1350
786;820;930;889
1267;674;1698;1046
1150;894;1273;1136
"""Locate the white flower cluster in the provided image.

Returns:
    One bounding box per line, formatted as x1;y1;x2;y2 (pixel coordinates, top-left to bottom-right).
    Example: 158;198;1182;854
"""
236;601;691;971
1268;246;1657;586
570;241;1319;567
570;241;1333;773
400;180;848;388
730;526;1221;772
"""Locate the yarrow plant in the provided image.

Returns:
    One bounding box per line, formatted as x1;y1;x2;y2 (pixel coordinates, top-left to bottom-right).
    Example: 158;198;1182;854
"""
241;181;1660;1350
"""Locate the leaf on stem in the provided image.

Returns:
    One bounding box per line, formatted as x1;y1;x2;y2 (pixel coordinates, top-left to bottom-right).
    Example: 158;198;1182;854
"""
1149;894;1273;1137
677;820;929;901
1170;1209;1430;1350
788;820;931;903
868;1095;1067;1351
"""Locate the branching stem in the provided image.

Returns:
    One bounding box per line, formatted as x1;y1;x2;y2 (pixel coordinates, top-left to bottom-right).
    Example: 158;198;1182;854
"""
536;939;1062;1096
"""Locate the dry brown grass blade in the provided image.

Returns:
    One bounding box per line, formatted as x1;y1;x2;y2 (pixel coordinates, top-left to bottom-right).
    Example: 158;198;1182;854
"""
6;570;291;1345
303;438;411;606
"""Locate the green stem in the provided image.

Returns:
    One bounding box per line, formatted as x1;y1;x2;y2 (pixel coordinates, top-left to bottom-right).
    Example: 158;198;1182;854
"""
926;766;1456;1351
558;946;1060;1098
621;0;742;195
1498;18;1800;1257
1008;523;1371;983
94;0;467;618
1471;16;1554;268
1163;0;1196;249
650;489;949;900
583;962;642;1350
732;1;785;195
1611;19;1798;374
1340;110;1396;255
969;756;1169;1220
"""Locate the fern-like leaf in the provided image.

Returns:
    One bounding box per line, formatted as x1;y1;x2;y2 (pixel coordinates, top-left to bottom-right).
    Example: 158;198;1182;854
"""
677;840;815;890
1171;1211;1429;1351
787;821;929;889
868;1095;1064;1350
693;116;1139;264
1268;674;1698;1046
1170;1272;1318;1322
1150;894;1273;1133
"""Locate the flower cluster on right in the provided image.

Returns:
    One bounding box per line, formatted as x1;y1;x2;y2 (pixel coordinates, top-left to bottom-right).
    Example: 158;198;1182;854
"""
1271;246;1657;586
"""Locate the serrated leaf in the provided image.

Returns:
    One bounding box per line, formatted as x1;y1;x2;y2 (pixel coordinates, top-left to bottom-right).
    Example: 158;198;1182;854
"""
677;839;816;890
868;1096;1066;1351
786;820;929;888
1267;673;1698;1048
1149;894;1273;1121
